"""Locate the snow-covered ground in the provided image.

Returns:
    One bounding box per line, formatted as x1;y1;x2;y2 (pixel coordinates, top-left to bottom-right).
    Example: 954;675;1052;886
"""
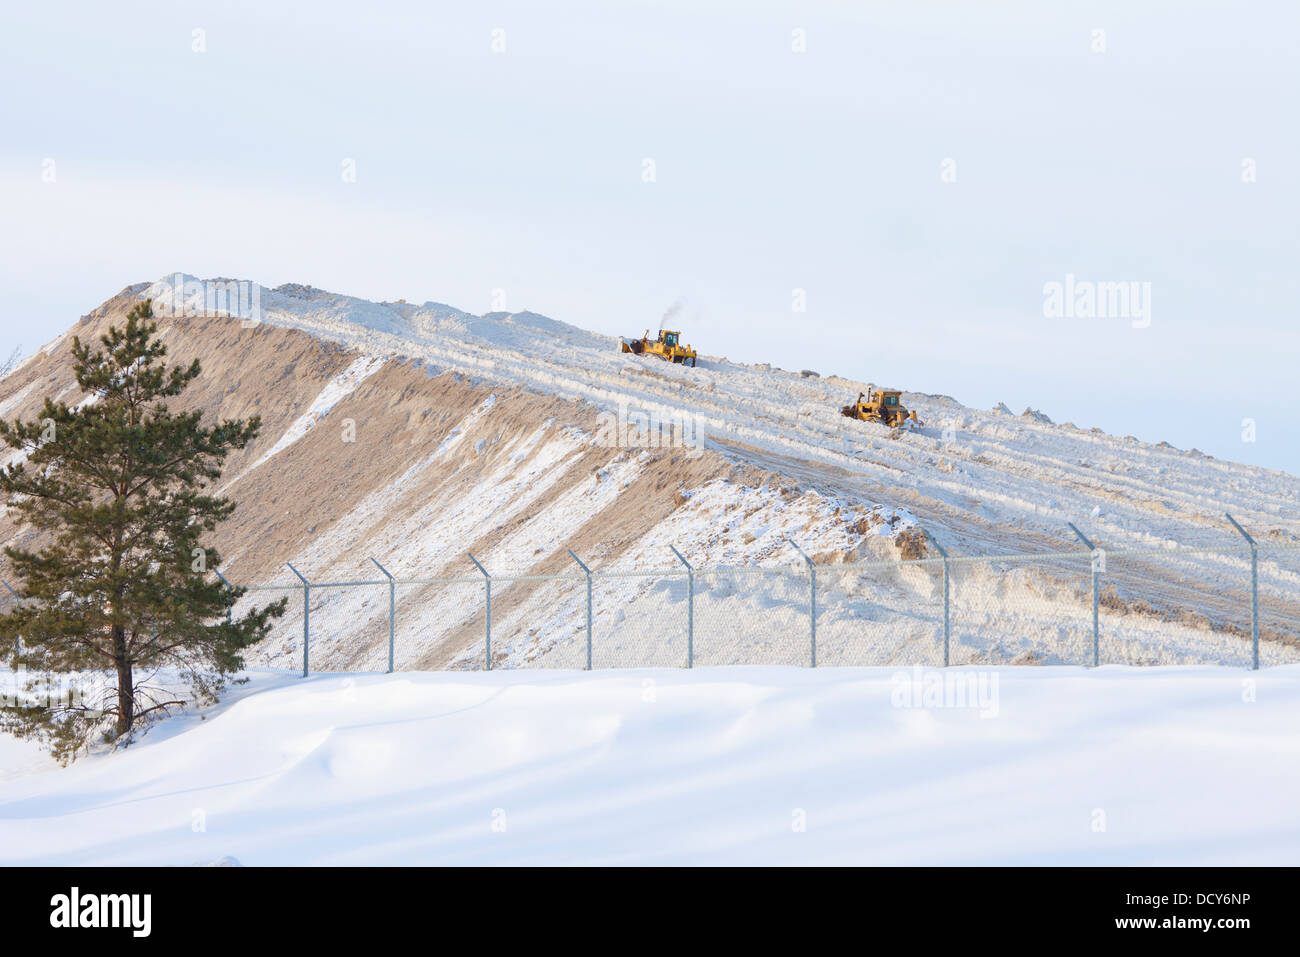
3;666;1298;866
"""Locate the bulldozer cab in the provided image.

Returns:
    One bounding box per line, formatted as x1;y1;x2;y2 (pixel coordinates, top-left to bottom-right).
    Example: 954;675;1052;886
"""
841;388;919;428
621;326;698;366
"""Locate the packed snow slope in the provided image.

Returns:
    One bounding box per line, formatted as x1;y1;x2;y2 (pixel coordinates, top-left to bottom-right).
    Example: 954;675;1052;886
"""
2;667;1298;866
0;275;1297;670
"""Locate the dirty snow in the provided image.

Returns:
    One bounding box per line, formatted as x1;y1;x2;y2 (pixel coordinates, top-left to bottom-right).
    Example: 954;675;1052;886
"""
132;274;1300;671
11;275;1298;671
138;275;1299;555
233;355;385;480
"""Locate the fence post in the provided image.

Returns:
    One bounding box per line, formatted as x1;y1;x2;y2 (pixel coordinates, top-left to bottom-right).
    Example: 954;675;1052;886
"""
212;569;234;627
921;529;950;667
286;563;310;677
1067;523;1100;667
370;558;396;673
1226;513;1260;670
567;550;593;670
788;539;816;667
468;553;492;671
670;545;693;668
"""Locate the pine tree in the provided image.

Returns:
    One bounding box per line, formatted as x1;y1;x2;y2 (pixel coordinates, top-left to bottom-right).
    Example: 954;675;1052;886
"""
0;300;284;760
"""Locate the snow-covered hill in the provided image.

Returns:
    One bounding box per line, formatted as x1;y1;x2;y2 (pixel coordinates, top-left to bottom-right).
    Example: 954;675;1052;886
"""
138;275;1300;556
163;276;1300;667
1;274;1297;670
4;667;1299;866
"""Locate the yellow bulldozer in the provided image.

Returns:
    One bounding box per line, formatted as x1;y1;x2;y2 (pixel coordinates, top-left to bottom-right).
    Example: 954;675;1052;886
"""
841;389;920;428
621;329;698;367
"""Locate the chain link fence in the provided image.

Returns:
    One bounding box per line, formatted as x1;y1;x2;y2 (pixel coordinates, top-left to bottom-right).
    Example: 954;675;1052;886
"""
3;537;1298;673
188;538;1300;675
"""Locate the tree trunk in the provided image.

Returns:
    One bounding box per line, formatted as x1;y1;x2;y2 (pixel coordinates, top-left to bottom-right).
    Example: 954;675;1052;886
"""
113;624;133;737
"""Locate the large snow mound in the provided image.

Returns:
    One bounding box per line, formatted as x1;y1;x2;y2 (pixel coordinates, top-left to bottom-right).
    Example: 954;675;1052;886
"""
139;273;1300;563
2;666;1297;865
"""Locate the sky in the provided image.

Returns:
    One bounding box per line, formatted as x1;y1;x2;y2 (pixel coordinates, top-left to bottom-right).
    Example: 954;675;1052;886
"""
1;1;1296;473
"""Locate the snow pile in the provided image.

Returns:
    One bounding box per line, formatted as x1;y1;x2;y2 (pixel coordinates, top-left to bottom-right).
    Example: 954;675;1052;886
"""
124;276;1300;560
3;666;1298;866
12;274;1296;670
140;275;1299;556
118;274;1300;670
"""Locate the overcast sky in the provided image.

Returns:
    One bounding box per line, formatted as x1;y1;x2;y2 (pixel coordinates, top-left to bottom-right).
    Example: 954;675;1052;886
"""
1;1;1296;473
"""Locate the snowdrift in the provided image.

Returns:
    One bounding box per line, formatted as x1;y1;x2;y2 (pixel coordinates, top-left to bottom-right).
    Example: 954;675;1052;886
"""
3;667;1299;866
